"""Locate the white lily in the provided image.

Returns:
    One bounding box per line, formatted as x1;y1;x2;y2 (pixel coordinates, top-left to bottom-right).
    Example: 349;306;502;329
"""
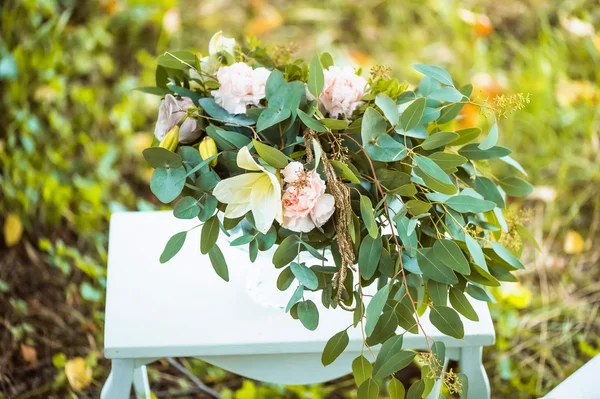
212;147;283;233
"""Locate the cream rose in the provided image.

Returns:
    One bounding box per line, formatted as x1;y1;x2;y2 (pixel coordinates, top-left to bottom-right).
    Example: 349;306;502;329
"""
211;62;271;115
313;66;368;120
154;94;200;143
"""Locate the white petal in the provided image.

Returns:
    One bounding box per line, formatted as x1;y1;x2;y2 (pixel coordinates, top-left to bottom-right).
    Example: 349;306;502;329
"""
213;173;263;204
225;202;252;219
282;214;316;233
236;146;263;172
250;175;280;233
310;193;335;227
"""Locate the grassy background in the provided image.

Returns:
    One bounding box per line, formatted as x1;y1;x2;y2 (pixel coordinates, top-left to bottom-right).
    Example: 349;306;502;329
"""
1;0;599;398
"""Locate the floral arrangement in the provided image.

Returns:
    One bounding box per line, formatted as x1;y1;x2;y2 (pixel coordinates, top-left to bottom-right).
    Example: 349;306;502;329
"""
139;32;535;396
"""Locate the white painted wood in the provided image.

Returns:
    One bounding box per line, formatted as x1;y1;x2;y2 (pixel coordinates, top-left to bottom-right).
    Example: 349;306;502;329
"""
460;346;490;399
103;211;496;395
542;355;600;399
100;359;134;399
133;365;151;399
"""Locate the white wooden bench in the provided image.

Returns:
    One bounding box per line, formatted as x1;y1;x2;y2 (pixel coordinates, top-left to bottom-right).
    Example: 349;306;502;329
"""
542;355;600;399
101;211;495;398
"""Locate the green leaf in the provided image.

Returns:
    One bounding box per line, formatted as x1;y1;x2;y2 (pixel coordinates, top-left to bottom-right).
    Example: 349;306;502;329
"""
311;138;322;170
406;199;431;216
291;262;319;290
297;109;327;132
143;147;183;169
320;52;334;69
277;267;295;291
394;302;418;334
449;287;479;321
451;127;481;146
375;94;399;125
413;64;454;86
491;242;525;270
499;177;534;197
357;379;379;399
474;177;505;208
198;98;255;126
464;234;486;269
429;305;464;338
308;55;325;99
479;123;498;150
208;244;229;281
373;336;415;379
286;285;304;312
360;195;378;239
321;118;348;130
427;280;448;306
206;125;251;150
400;98;426;132
366;310;398;346
417;248;458;284
252;139;288;168
173;197;201;219
330;160;360;183
365;134;408;162
414;156;457;195
421;132;459;150
466;284;495;302
457;373;469;397
361;107;387;144
298;300;319;331
428;86;464;102
359;234;382;280
200;215;220;255
388;377;406;399
433;239;470;274
256;108;291;132
365;284;390;336
428;152;467;171
150;166;187;203
321;330;349;366
273;235;300;268
444;195;496;213
353;355;373;386
156;50;196;70
458;144;512;160
134;86;171;96
406;380;425;399
265;70;286;100
230;234;255;246
431;341;446;377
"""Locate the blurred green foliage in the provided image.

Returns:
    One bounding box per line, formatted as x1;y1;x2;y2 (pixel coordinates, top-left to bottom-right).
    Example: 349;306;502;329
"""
1;0;599;398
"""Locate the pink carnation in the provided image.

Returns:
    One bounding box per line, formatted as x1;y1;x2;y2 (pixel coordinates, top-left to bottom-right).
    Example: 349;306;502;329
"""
314;66;367;120
281;162;335;233
211;62;271;115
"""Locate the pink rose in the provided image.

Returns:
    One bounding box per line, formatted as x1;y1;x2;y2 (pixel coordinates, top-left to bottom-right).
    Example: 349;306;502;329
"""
211;62;271;115
281;161;305;183
281;166;335;233
313;66;367;120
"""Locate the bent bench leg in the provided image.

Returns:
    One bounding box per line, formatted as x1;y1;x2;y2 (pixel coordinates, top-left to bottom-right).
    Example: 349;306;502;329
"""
133;364;151;399
460;346;491;399
101;359;135;399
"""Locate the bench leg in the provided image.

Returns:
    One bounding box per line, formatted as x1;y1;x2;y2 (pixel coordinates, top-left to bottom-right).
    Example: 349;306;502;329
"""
101;359;135;399
460;346;491;399
133;365;151;399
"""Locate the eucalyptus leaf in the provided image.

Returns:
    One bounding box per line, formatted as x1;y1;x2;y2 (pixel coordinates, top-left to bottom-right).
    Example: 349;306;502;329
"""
143;147;183;169
298;300;319;331
200;215;219;254
297;109;327;132
150;166;187;203
365;284;390;336
429;305;464;338
433;239;470;274
160;231;187;264
444;195;496;213
479;123;498;150
273;235;300;268
357;379;379;399
208;244;229;281
413;64;454;86
449;287;479;321
321;330;349;366
173;196;201;219
360;195;378;239
291;262;319;290
499;177;534;197
400;98;426;132
308;55;325;99
253;139;288;168
421;132;459;150
375;93;399;125
353;355;373;387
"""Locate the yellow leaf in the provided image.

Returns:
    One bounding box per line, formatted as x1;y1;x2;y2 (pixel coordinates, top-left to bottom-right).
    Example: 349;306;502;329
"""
498;282;532;309
65;357;92;392
564;230;585;254
4;213;23;247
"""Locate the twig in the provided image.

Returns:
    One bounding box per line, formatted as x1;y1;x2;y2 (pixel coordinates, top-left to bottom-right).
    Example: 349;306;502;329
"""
166;357;221;398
